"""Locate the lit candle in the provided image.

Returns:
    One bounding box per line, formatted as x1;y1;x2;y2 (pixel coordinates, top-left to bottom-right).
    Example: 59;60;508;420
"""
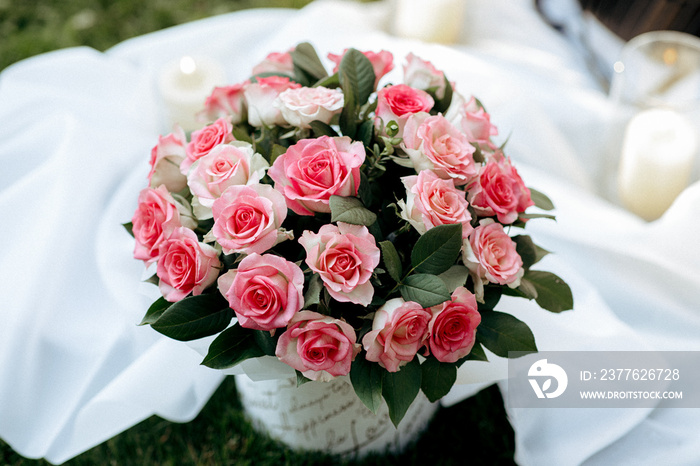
158;56;226;132
618;108;698;221
392;0;466;44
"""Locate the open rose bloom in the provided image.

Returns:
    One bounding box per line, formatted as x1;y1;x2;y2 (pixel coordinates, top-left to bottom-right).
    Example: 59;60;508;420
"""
127;43;571;426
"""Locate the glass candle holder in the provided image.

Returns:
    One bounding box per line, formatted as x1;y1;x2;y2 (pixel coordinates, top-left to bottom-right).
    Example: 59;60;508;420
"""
610;31;700;221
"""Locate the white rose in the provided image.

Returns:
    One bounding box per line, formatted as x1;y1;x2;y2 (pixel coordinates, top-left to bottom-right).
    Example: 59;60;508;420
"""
275;86;344;128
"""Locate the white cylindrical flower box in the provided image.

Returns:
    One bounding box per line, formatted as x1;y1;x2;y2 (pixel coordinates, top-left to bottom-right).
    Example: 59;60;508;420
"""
234;374;439;457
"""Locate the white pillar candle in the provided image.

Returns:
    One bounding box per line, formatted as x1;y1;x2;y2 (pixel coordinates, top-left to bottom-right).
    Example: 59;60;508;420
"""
158;56;226;132
392;0;466;44
618;108;698;221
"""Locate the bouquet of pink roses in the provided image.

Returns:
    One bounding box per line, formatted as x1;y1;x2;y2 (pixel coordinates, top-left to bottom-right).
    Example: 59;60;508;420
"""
125;43;572;427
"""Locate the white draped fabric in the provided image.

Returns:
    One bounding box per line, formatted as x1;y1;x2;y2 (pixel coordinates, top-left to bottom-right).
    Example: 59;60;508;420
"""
2;0;700;464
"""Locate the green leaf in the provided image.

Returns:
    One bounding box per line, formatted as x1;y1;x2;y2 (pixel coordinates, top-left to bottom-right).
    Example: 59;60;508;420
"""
400;274;450;308
296;370;312;386
269;144;287;165
525;270;574;313
379;240;402;283
516;277;539;300
254;330;277;357
529;187;555;211
438;265;470;293
231;125;253;143
329;195;377;226
478;285;503;312
309;120;338;138
339;94;357;138
151;293;234;341
122;221;134;237
144;273;159;286
420;357;457;402
350;357;384;413
303;274;324;308
463;341;488;362
338;48;375;106
471;142;484;164
433;75;453;114
201;323;265;369
513;235;537;270
410;223;462;275
382;358;422;427
357;119;374;148
519;212;557;221
477;311;537;358
313;73;340;88
290;42;328;82
139;297;171;326
534;244;551;264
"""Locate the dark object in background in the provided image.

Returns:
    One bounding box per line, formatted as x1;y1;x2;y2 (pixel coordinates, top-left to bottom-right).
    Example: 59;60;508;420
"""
578;0;700;40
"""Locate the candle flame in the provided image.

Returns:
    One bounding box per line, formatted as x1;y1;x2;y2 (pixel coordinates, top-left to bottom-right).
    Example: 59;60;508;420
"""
662;47;678;65
179;56;197;75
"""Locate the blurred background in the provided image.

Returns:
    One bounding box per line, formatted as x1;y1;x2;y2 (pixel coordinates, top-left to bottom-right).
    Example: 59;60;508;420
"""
1;0;699;464
2;0;700;72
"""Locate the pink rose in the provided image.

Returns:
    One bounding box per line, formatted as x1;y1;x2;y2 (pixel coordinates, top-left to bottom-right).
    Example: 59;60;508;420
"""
403;53;447;99
362;298;431;372
244;76;301;127
187;141;269;217
268;135;365;215
275;86;344;128
328;49;394;88
217;253;304;331
211;184;289;255
463;220;524;299
403;113;477;185
398;170;473;239
131;185;195;265
276;310;360;382
156;227;221;302
148;126;188;192
198;82;248;124
468;155;533;224
375;84;434;136
427;287;481;363
447;93;498;146
180;117;234;175
298;223;380;306
251;51;294;75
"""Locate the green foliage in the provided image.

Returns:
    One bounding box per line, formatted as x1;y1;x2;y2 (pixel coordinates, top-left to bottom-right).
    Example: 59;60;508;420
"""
290;41;328;86
139;296;171;326
524;270;574;313
350;357;384;414
338;48;375;138
202;324;266;370
529;187;555;211
477;311;537;358
379;240;402;282
329;195;377;226
150;293;233;341
420;358;457;402
410;223;462;275
381;358;421;428
400;274;451;308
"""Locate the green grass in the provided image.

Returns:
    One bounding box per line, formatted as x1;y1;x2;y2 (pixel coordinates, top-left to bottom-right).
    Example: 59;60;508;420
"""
0;1;515;463
0;0;322;72
1;377;515;465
